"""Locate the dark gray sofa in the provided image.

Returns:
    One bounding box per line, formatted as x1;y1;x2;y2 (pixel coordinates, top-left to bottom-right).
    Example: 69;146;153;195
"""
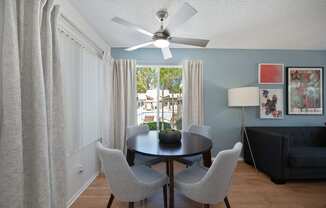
244;127;326;184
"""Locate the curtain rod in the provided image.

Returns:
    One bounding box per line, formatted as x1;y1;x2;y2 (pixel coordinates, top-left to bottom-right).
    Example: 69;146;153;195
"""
137;65;183;68
58;14;105;58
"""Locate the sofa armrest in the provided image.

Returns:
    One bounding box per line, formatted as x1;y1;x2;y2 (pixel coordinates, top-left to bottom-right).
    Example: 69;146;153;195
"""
244;128;289;181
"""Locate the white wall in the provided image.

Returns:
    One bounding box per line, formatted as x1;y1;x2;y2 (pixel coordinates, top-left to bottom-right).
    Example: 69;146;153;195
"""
54;0;110;206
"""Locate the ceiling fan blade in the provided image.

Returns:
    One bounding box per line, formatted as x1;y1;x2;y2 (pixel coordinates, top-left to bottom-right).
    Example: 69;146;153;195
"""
166;2;197;32
170;37;209;47
112;17;153;37
161;47;172;60
125;41;154;51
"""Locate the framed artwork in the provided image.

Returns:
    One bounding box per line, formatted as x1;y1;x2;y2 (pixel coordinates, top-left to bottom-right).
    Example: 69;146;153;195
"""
258;63;284;84
286;67;324;115
260;89;284;119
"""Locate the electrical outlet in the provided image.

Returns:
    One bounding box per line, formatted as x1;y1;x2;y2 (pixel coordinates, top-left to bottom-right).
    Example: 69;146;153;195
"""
77;165;84;174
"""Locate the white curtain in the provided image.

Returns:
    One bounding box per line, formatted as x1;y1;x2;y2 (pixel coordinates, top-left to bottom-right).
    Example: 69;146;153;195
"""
0;0;66;207
102;51;113;147
106;59;137;152
182;60;204;129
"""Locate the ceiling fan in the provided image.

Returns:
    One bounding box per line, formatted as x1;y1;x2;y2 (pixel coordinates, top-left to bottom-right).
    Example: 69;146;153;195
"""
112;2;210;60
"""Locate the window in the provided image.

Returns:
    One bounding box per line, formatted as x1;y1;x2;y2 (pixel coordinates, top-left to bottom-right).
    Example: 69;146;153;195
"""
136;66;183;130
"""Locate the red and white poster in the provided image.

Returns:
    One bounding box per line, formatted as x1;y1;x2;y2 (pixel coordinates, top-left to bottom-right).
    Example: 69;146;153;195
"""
259;64;284;84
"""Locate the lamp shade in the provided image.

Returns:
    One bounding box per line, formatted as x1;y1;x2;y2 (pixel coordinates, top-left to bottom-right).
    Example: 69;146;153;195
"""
228;87;259;107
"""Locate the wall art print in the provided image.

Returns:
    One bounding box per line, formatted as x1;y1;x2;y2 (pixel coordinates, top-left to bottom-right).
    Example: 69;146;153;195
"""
260;88;284;119
258;63;284;84
287;67;324;115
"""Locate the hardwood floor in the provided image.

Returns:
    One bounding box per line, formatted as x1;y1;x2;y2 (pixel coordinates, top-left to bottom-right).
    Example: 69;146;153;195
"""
71;162;326;208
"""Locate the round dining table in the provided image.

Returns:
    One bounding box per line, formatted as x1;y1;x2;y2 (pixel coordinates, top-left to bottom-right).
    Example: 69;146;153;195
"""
126;130;213;208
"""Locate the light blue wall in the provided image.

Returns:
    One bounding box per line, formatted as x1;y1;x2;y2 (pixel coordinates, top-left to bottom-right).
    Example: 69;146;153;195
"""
112;48;326;155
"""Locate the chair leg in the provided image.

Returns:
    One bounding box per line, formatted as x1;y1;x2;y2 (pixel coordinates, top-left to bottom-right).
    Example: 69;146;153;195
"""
129;202;134;208
224;197;231;208
204;204;209;208
163;185;167;208
107;194;114;208
166;160;170;177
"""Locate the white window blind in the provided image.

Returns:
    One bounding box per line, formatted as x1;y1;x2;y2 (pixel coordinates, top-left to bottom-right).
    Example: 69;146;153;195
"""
59;31;104;155
81;48;100;146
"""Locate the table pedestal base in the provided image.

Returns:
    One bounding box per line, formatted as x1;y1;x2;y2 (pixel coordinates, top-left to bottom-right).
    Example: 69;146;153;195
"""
168;159;174;208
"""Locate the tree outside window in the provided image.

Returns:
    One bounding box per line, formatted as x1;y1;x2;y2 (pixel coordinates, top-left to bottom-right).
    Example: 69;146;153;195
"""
136;66;182;130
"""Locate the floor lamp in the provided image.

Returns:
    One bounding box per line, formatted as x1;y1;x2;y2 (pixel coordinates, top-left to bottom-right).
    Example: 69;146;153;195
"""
228;87;259;170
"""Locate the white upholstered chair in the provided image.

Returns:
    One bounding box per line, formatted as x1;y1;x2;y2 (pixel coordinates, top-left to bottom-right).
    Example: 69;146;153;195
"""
186;125;213;139
127;124;161;166
126;124;150;138
179;125;213;166
96;142;168;208
175;142;242;208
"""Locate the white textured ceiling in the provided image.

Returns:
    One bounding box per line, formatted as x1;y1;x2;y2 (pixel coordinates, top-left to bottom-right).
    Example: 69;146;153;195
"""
69;0;326;50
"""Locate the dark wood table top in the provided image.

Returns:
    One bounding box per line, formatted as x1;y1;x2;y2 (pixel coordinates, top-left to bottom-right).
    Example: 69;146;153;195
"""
127;130;212;158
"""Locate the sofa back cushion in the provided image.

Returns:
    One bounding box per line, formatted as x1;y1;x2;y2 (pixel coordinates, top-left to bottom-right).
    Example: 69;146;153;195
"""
287;128;326;147
246;127;326;147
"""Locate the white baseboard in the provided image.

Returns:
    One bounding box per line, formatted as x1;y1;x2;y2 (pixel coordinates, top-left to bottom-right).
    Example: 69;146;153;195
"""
66;172;99;208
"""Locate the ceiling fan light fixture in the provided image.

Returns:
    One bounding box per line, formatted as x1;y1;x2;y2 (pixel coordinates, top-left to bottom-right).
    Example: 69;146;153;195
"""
153;39;169;48
112;2;209;60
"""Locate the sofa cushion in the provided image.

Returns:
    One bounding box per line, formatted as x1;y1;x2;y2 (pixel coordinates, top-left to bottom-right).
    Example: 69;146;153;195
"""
288;147;326;168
